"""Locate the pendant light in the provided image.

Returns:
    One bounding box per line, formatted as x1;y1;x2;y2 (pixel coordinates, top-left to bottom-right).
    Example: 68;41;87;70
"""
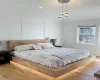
58;0;69;18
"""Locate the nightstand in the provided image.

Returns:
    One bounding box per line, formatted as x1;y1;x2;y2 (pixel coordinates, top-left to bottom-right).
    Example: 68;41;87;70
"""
55;45;62;47
0;51;12;64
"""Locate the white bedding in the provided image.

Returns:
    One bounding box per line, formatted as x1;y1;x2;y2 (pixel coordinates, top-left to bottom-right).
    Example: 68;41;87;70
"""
12;48;91;68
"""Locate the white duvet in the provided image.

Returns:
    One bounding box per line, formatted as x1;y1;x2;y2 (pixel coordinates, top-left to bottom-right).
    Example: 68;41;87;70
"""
12;48;91;68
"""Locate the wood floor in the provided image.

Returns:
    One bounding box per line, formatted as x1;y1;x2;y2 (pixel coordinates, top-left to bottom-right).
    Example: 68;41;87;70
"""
0;59;100;80
0;64;48;80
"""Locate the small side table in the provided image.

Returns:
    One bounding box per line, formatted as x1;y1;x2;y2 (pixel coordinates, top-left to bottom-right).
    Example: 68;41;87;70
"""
0;51;12;64
94;70;100;80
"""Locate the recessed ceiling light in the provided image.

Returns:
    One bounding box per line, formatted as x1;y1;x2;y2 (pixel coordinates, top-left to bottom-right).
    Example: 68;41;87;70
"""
39;7;43;9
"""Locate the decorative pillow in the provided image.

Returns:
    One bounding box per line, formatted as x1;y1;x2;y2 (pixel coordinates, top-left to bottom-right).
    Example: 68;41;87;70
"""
37;43;54;49
32;45;43;50
14;44;35;51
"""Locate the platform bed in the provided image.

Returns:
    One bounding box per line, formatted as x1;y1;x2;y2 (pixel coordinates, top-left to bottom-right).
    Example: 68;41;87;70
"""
12;56;95;78
8;40;95;78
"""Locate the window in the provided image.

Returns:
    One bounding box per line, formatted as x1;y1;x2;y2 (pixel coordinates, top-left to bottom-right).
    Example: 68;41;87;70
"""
77;26;96;44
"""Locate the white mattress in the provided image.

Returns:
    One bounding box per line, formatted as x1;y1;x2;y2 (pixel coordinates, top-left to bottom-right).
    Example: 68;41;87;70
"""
12;48;91;68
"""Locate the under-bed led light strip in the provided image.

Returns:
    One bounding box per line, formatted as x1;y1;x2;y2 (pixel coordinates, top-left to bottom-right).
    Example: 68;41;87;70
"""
10;56;96;80
56;57;97;80
10;61;55;80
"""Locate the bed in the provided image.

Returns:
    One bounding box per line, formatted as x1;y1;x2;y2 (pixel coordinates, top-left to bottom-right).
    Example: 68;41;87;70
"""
8;39;95;78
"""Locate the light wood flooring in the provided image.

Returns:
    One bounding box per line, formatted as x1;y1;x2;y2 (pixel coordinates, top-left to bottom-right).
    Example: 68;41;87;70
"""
0;64;48;80
0;59;100;80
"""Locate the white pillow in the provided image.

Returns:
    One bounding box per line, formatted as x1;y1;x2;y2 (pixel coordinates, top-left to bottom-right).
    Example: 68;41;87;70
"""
14;44;35;51
32;45;43;50
37;43;54;49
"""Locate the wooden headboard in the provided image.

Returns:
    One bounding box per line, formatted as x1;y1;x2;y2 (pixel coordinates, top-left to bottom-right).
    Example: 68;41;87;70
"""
8;39;50;51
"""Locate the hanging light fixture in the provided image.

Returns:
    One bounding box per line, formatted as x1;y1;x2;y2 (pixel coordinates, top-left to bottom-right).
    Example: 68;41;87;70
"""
58;0;70;18
58;0;70;3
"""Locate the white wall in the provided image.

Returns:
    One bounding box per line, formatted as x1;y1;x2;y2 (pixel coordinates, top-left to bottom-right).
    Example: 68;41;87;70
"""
0;1;62;51
62;18;100;56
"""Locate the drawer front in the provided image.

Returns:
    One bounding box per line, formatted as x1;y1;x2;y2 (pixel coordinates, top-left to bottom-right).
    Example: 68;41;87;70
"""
0;57;4;60
0;56;10;64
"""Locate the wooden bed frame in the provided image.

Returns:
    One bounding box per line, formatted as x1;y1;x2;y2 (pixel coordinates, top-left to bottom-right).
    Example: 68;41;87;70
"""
8;39;50;51
8;39;96;78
